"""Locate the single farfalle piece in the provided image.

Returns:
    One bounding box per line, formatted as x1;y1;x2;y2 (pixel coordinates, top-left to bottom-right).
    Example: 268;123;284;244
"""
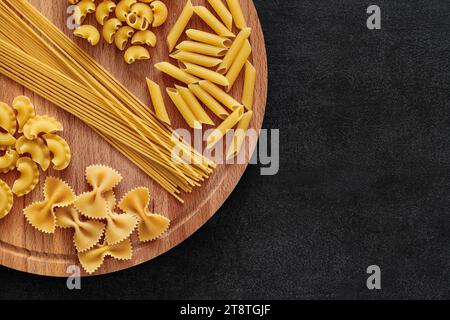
0;179;13;219
42;134;71;170
0;148;19;174
23;115;63;140
74;165;123;219
23;177;76;233
119;187;170;242
12;96;36;133
15;136;51;171
78;238;133;274
12;157;39;197
0;102;17;135
55;206;106;252
103;191;138;245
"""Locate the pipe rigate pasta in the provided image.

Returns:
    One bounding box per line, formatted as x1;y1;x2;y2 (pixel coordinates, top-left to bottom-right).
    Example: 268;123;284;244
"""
0;148;19;174
12;157;40;197
23;177;76;233
15;136;51;171
42;133;72;171
95;0;116;25
0;179;13;219
126;12;149;30
0;102;17;135
12;96;35;133
119;187;170;242
22;115;63;140
130;3;153;25
73;0;96;26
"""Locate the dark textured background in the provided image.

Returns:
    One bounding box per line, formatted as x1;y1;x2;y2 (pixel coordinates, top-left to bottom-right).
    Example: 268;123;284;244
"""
1;0;450;300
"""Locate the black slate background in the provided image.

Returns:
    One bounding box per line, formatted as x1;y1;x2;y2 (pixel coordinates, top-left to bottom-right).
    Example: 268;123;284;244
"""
1;0;449;300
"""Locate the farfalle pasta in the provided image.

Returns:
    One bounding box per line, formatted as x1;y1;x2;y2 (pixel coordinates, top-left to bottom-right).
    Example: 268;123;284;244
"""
23;177;76;233
119;187;170;242
0;179;13;219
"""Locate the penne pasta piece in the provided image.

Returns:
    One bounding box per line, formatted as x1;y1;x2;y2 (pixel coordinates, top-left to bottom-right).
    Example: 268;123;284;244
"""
226;0;247;29
176;40;228;57
199;80;242;111
186;29;232;48
155;62;200;84
167;0;194;52
226;110;253;159
179;61;229;87
225;40;252;92
188;84;229;119
146;78;171;125
193;6;235;38
170;50;222;68
207;0;233;31
176;85;214;125
217;27;251;74
242;61;256;110
206;106;244;148
166;88;202;129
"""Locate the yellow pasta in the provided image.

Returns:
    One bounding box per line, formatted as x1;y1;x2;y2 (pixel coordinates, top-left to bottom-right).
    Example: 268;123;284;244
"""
242;61;256;110
0;148;19;174
126;11;150;30
115;0;136;22
217;27;251;74
0;132;15;150
199;80;243;111
176;40;228;57
0;102;17;135
74;165;123;219
119;187;170;242
78;238;133;274
170;50;222;68
73;0;96;26
42;133;72;171
226;0;247;29
56;206;106;252
12;157;39;197
186;29;232;48
179;61;230;87
207;0;233;31
12;96;35;133
176;85;215;126
225;40;252;92
15;136;51;171
102;18;122;44
167;0;193;52
0;179;13;219
193;6;235;38
95;0;116;25
155;61;200;84
74;25;100;46
146;78;171;125
114;26;134;51
131;30;156;47
167;87;202;129
207;106;244;148
226;110;253;159
23;115;63;140
124;45;150;64
150;1;168;27
130;3;153;25
23;176;76;233
188;83;229;119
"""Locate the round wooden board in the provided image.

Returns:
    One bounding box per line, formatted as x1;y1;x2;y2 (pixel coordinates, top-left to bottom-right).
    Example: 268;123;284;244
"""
0;0;267;277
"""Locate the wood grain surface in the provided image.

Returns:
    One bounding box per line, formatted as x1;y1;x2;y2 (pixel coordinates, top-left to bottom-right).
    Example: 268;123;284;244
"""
0;0;267;277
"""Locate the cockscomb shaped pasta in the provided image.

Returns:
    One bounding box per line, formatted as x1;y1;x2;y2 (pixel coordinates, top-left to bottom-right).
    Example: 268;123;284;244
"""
0;133;16;150
74;25;101;46
103;190;138;245
119;187;170;242
0;179;13;219
74;165;123;219
12;157;39;197
0;148;19;174
78;238;133;274
23;115;63;140
102;18;122;44
15;136;51;171
114;26;134;50
96;0;116;25
131;30;156;47
12;96;35;133
55;206;106;252
23;177;76;233
150;1;168;27
42;134;71;171
0;102;17;135
124;46;150;64
115;0;137;22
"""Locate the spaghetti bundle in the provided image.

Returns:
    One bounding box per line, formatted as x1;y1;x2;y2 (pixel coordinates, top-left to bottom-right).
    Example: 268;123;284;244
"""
0;0;215;202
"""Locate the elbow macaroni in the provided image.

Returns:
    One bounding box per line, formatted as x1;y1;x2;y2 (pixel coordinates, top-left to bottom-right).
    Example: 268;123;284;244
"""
124;45;150;64
74;25;100;46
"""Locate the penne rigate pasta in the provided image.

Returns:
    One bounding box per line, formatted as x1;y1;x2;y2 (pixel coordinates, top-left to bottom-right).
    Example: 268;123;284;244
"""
167;0;193;52
170;50;222;68
226;0;248;29
188;84;229;119
166;88;202;129
207;0;233;31
226;110;253;159
242;61;256;110
146;78;171;125
176;85;214;126
225;40;252;92
186;29;232;48
155;62;200;84
176;40;228;57
217;27;251;74
199;80;242;111
193;6;235;38
207;106;244;148
179;61;229;87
